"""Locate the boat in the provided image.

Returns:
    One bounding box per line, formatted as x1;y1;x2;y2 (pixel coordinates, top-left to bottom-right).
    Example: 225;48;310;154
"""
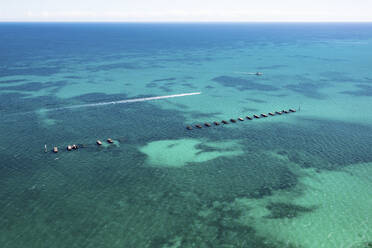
238;117;244;121
204;123;211;127
246;116;252;120
96;140;102;145
283;110;289;114
222;120;229;124
107;138;114;143
67;145;72;151
230;119;237;123
53;147;58;153
213;121;220;126
254;114;260;119
261;113;268;117
195;124;202;129
269;112;275;116
72;144;78;150
255;72;263;76
289;109;296;112
275;111;282;115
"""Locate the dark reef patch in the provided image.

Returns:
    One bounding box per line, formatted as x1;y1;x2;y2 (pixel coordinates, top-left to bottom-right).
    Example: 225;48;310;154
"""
181;83;197;89
149;200;296;248
165;151;300;204
155;56;215;64
286;150;327;170
151;77;176;82
158;86;173;92
246;98;267;103
0;79;27;84
146;82;157;88
146;79;175;89
284;82;329;99
189;111;223;119
265;202;316;219
88;62;142;72
163;100;189;109
0;92;63;113
212;76;280;91
270;93;288;97
289;55;347;62
286;117;372;167
319;71;356;83
340;84;372;96
242;107;259;113
256;65;288;70
70;92;129;103
0;81;68;92
64;75;81;79
249;186;273;199
0;66;60;77
364;77;372;83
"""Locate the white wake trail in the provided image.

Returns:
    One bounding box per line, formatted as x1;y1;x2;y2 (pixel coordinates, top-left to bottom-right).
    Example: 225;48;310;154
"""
233;71;257;75
50;92;202;111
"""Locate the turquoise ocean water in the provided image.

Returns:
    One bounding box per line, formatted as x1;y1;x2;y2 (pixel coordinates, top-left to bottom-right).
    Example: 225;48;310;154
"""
1;23;372;247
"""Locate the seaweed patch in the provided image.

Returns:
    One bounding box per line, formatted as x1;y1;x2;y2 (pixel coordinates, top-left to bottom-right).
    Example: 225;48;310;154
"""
256;65;288;70
212;76;280;92
265;202;316;219
0;81;68;92
0;79;27;84
340;84;372;96
151;77;176;82
0;67;60;77
88;62;142;72
245;98;267;103
285;82;329;99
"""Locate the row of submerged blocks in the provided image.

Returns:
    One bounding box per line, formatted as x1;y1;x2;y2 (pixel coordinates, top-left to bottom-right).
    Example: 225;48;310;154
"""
186;109;297;130
50;138;115;153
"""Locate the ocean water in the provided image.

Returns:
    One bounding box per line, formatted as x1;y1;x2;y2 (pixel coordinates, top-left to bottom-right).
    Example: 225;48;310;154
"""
0;22;372;248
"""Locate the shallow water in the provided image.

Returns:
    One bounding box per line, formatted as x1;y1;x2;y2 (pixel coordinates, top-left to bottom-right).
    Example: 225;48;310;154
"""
1;23;372;248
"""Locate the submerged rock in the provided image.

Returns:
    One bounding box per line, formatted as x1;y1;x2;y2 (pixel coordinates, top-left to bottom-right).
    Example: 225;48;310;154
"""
265;202;316;219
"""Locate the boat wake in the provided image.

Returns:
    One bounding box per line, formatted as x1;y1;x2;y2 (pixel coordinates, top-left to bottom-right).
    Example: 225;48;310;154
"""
233;71;263;76
0;92;202;117
51;92;202;111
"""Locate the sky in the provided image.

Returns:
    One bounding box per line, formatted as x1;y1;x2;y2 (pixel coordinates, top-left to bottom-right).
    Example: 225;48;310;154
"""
0;0;371;22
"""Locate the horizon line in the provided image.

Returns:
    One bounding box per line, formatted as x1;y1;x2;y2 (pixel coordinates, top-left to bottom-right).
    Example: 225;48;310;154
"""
1;20;372;23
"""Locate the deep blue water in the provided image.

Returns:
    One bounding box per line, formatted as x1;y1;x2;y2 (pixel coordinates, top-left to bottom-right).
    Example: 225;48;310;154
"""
2;23;372;63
